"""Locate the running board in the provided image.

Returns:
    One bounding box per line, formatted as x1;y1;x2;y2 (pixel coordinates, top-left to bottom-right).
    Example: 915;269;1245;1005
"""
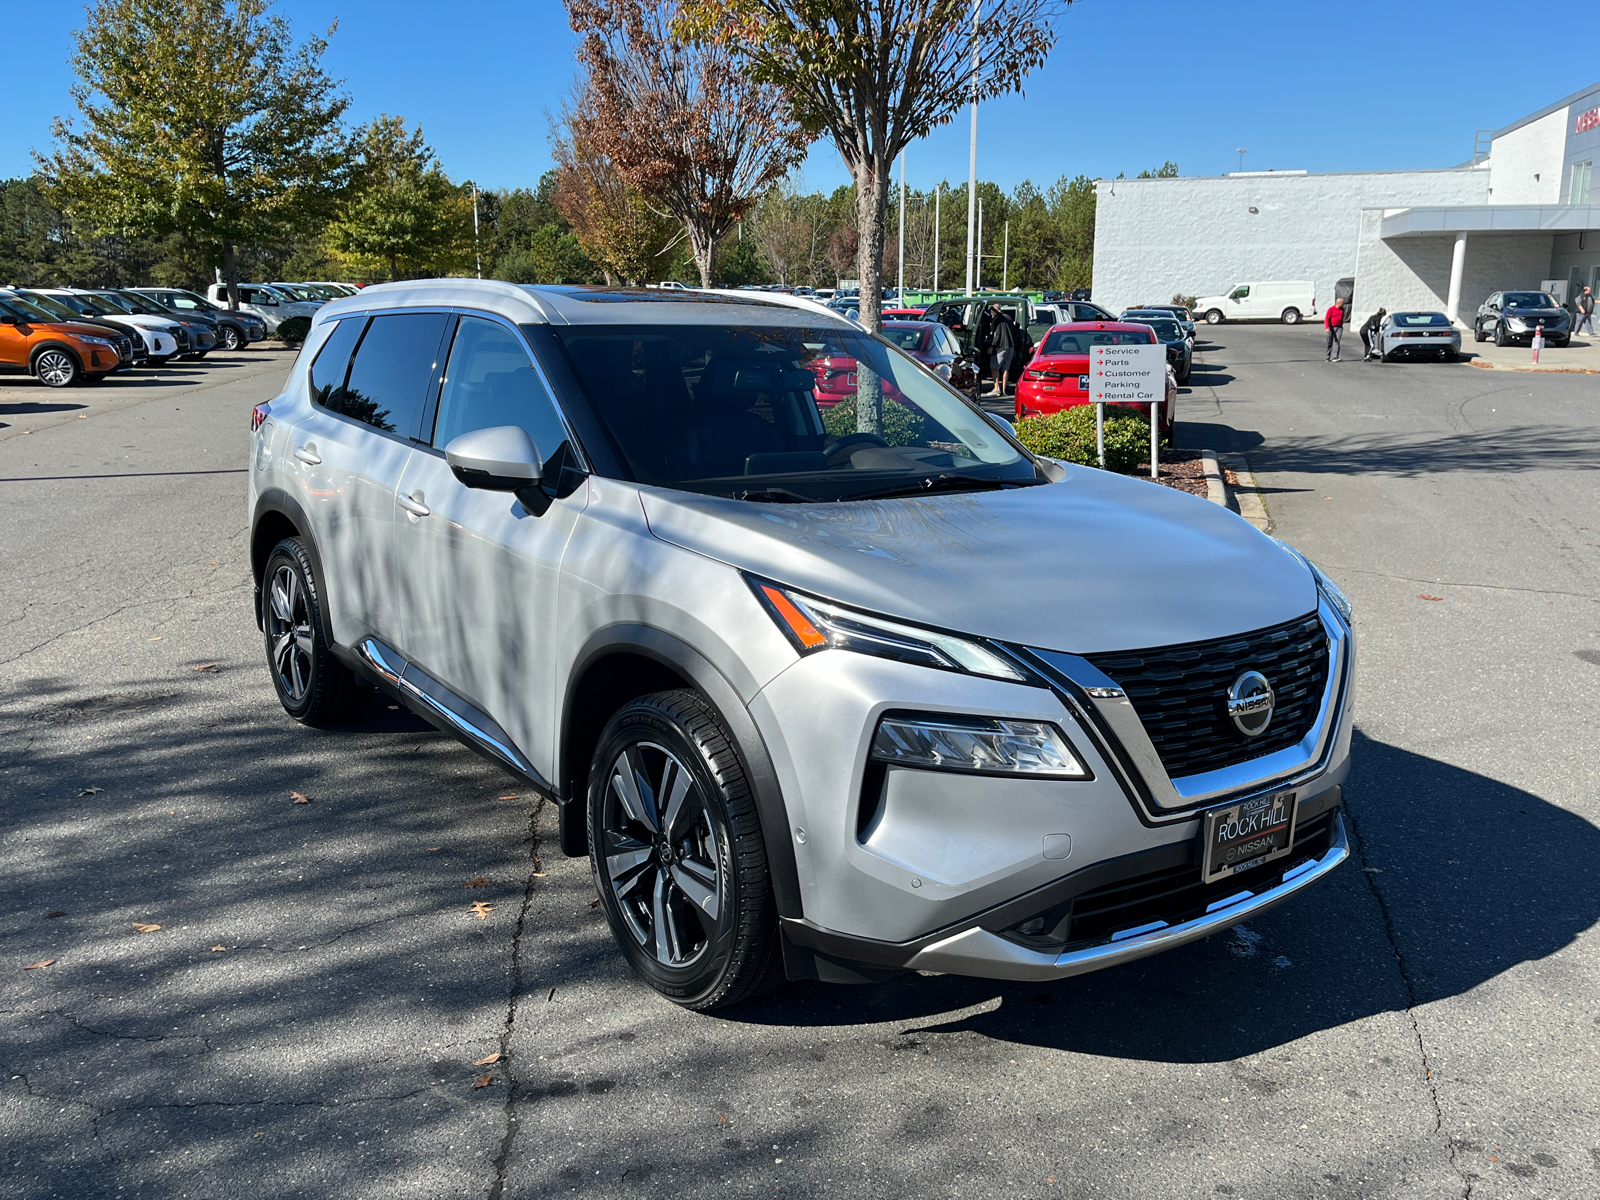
355;638;548;789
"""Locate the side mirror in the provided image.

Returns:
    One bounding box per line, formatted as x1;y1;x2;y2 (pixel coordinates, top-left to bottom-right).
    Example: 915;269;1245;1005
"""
445;425;543;509
0;314;16;325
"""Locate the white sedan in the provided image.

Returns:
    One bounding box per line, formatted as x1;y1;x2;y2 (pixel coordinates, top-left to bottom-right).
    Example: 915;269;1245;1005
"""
1380;311;1462;362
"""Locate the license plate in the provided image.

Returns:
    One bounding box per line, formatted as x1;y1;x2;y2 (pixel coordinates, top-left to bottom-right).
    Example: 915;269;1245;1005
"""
1078;374;1090;390
1201;791;1297;883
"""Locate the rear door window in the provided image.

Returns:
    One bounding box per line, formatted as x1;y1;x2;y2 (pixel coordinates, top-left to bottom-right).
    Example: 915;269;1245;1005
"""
330;313;448;437
431;316;568;456
309;319;365;411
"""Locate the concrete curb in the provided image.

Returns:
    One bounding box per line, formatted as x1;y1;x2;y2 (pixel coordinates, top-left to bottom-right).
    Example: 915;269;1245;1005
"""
1200;448;1226;506
1466;359;1600;374
1217;452;1272;533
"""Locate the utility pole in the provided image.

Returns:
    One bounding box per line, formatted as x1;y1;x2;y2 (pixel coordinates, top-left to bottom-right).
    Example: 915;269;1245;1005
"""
897;150;906;301
1002;220;1009;292
472;184;482;279
933;183;941;292
964;0;978;294
976;197;984;292
1236;148;1248;173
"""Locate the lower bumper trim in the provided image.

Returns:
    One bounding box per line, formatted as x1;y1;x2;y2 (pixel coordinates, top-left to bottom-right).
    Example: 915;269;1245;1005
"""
900;813;1349;982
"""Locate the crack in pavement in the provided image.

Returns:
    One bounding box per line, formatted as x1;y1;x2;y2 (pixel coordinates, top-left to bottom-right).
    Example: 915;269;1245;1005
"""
487;798;546;1200
41;1008;214;1052
1323;565;1598;601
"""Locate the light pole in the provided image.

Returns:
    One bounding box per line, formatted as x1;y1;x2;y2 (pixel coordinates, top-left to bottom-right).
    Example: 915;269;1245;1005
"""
471;183;482;279
932;183;941;292
976;197;984;292
897;150;906;301
1002;220;1009;292
964;0;978;294
1236;148;1248;173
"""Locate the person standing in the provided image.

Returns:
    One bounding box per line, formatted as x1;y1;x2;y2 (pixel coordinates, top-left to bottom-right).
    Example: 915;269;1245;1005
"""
1360;307;1387;361
1324;297;1346;361
1576;285;1596;337
986;305;1020;396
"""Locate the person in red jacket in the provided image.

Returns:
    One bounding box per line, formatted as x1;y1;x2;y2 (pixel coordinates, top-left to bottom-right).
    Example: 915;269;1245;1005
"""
1324;298;1346;361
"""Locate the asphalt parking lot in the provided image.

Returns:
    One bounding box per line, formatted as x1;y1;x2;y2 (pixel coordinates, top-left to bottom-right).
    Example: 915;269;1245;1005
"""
2;328;1597;1200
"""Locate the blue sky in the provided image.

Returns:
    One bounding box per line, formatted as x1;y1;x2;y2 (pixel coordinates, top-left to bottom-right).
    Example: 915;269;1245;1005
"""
5;0;1595;195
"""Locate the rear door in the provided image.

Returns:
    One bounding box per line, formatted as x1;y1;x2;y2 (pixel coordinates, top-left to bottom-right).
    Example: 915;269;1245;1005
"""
390;313;586;770
288;310;449;648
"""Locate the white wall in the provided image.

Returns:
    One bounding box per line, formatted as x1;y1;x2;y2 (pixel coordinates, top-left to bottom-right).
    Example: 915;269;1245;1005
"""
1093;169;1488;316
1351;211;1554;327
1487;107;1569;204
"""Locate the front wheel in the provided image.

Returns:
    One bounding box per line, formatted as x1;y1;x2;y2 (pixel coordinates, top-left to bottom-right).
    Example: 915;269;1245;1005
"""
1281;308;1301;325
221;326;244;351
1473;321;1487;343
34;349;79;388
1493;323;1507;348
589;690;780;1011
1205;309;1224;325
261;538;371;726
149;355;173;367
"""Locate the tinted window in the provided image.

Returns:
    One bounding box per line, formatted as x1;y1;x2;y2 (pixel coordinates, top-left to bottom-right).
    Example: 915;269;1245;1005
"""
882;327;929;352
1503;292;1556;308
334;313;447;436
432;317;567;456
1128;318;1182;340
1042;329;1153;355
1393;312;1450;327
309;319;365;412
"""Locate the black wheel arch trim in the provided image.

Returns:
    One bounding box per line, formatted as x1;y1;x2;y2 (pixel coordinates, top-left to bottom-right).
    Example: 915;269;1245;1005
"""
29;342;85;373
250;488;333;644
560;623;804;920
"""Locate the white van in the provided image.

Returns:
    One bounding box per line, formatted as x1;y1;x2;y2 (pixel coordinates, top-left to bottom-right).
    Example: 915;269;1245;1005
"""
1194;281;1317;325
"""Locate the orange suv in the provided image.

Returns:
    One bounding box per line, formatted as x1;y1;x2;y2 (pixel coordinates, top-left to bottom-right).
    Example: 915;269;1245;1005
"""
0;292;132;387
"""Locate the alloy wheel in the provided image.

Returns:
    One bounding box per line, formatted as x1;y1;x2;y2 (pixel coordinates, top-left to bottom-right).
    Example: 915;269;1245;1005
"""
36;350;76;388
265;563;315;703
223;326;243;350
599;742;724;969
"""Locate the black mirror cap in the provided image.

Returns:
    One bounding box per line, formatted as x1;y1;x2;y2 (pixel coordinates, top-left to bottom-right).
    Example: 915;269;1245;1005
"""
445;425;543;493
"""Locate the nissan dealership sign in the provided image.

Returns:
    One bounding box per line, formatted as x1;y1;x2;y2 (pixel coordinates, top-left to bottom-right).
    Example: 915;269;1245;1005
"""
1576;107;1600;134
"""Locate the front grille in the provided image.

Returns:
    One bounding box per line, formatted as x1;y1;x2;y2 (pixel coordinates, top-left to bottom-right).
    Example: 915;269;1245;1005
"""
171;326;190;348
1088;613;1329;779
1063;809;1338;947
112;334;132;361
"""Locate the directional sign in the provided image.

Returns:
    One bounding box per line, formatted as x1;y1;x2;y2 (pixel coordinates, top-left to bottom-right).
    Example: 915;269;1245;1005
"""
1089;343;1164;405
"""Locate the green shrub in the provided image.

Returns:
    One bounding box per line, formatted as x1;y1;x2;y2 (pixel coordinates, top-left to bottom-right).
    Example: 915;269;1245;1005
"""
274;316;312;345
820;392;927;445
1173;293;1198;310
1014;405;1154;474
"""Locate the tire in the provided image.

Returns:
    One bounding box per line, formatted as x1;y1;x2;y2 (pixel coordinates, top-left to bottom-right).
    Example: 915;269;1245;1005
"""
588;690;780;1011
34;348;79;388
149;355;173;367
261;537;371;726
1205;309;1224;325
221;326;244;351
1473;321;1486;343
1178;366;1191;385
1442;350;1458;363
1281;308;1301;325
1493;323;1507;348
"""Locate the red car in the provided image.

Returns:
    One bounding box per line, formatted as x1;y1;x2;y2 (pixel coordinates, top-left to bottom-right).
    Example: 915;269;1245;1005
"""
807;320;976;404
1015;321;1176;439
880;306;927;319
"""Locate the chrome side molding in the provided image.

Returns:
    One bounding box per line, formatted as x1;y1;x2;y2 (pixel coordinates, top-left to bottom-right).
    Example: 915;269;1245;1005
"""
355;637;547;788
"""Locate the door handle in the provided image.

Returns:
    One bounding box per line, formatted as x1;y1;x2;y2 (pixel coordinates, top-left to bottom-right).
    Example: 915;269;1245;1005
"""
293;444;321;465
397;493;431;518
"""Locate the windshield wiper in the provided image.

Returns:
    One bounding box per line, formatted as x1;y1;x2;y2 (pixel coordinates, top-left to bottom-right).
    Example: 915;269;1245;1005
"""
840;474;1045;502
738;487;818;504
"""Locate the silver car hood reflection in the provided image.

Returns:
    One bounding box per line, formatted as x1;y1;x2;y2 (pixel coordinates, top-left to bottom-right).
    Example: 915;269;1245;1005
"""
640;468;1316;655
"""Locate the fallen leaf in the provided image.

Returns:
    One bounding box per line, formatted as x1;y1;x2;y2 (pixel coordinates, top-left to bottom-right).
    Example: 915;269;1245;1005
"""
470;901;493;919
252;1132;264;1137
1048;1177;1056;1184
587;898;601;908
147;636;163;642
290;791;312;804
193;663;220;673
46;911;66;919
546;987;556;1002
22;960;56;970
78;787;103;797
132;923;162;933
474;1052;501;1066
210;945;227;952
473;1074;493;1089
465;877;489;889
427;847;441;852
497;793;520;801
530;873;547;878
1417;594;1443;602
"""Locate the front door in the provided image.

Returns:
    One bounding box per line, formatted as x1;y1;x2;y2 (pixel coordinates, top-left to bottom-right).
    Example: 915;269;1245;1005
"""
288;310;449;648
391;314;587;774
0;303;30;369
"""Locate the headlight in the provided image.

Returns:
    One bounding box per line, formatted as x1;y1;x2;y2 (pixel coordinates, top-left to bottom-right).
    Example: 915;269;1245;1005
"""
1272;540;1352;623
750;577;1026;681
1507;317;1528;331
78;336;113;346
871;713;1090;778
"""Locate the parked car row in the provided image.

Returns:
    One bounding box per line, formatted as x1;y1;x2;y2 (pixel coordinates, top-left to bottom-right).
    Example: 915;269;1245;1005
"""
0;281;358;388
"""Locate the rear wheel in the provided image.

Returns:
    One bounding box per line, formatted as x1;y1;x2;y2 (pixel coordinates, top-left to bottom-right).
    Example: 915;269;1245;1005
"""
1205;309;1224;325
589;690;780;1011
261;537;371;726
1281;307;1301;325
34;349;79;388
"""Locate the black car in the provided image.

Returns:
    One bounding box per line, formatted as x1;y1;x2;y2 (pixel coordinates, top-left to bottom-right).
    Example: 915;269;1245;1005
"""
1120;313;1192;383
128;287;265;351
1474;291;1570;347
102;290;218;358
1129;303;1197;341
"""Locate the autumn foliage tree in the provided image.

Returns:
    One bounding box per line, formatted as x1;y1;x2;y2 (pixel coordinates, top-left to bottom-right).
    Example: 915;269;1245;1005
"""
677;0;1065;332
551;124;682;286
566;0;810;288
41;0;349;307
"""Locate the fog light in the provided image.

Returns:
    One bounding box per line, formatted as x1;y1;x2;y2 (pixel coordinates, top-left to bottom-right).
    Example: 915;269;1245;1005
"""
1017;917;1047;935
870;714;1091;779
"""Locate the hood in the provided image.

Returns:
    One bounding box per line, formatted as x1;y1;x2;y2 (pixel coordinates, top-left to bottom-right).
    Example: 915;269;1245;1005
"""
639;468;1317;655
109;314;179;329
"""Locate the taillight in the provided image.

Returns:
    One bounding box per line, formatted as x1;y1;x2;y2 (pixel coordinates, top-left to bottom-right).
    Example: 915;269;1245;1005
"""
1024;369;1047;381
251;402;270;431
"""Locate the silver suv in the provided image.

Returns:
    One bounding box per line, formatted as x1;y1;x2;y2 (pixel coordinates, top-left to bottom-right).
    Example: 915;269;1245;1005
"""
248;280;1354;1010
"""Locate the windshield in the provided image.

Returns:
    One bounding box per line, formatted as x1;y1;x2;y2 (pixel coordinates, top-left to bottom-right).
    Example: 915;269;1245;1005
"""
881;326;931;352
112;291;169;316
551;322;1034;502
38;292;108;317
1125;317;1182;340
273;285;319;300
0;294;64;322
86;292;137;314
1393;312;1450;327
1041;328;1153;355
1504;292;1557;308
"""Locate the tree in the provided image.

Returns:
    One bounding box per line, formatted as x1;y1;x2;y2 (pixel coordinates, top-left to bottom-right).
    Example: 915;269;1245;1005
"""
326;116;473;281
40;0;349;307
551;121;683;285
566;0;811;288
1136;161;1179;179
678;0;1063;334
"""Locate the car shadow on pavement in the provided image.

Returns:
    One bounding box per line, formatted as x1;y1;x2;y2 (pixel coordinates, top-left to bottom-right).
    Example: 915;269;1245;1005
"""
727;731;1600;1063
1253;424;1600;477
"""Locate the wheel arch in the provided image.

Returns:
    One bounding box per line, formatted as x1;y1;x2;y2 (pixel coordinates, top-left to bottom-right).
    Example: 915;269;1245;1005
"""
559;624;804;919
29;341;85;375
250;488;332;641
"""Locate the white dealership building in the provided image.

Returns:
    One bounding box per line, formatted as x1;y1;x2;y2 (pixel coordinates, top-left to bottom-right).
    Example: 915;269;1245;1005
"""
1093;82;1600;326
